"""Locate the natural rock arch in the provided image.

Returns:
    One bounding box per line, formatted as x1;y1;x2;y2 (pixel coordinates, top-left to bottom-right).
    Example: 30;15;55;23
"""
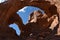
0;0;58;30
0;0;59;40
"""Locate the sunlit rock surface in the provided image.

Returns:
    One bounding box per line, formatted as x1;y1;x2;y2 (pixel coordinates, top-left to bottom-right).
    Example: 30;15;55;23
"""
0;0;59;40
45;0;60;35
19;1;59;40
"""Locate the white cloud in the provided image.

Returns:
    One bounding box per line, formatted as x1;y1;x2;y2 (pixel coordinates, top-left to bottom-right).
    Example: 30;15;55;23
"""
0;0;7;3
18;6;28;12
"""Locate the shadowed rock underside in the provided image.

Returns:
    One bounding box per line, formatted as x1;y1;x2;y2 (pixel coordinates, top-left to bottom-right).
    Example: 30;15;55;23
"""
0;0;59;40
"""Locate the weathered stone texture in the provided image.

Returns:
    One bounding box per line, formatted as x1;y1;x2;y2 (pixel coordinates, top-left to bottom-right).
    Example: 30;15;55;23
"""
0;0;59;40
45;0;60;35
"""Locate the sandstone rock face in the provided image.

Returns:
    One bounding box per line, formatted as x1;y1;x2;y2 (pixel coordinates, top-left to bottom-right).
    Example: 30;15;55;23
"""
45;0;60;35
19;1;59;40
22;10;58;40
0;26;19;40
0;0;25;40
0;0;59;40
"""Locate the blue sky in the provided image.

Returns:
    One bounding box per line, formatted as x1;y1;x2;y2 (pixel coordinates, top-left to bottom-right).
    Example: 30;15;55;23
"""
17;6;44;24
9;6;41;36
9;6;44;36
0;0;44;36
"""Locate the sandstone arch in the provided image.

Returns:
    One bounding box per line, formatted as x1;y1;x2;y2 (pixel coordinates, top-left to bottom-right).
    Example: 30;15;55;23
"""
0;0;59;40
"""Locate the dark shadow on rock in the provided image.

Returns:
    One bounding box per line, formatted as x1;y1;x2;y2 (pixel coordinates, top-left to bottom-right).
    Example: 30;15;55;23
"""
0;0;60;40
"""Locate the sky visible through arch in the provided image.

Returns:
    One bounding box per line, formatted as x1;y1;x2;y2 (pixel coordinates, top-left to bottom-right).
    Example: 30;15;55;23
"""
9;6;44;36
17;6;44;24
0;0;44;36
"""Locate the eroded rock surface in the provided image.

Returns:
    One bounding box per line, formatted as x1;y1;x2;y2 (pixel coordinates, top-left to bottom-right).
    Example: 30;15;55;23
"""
45;0;60;35
0;0;59;40
21;10;59;40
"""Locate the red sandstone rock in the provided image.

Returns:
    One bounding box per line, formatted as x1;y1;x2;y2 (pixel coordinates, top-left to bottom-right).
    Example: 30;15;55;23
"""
0;0;59;40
